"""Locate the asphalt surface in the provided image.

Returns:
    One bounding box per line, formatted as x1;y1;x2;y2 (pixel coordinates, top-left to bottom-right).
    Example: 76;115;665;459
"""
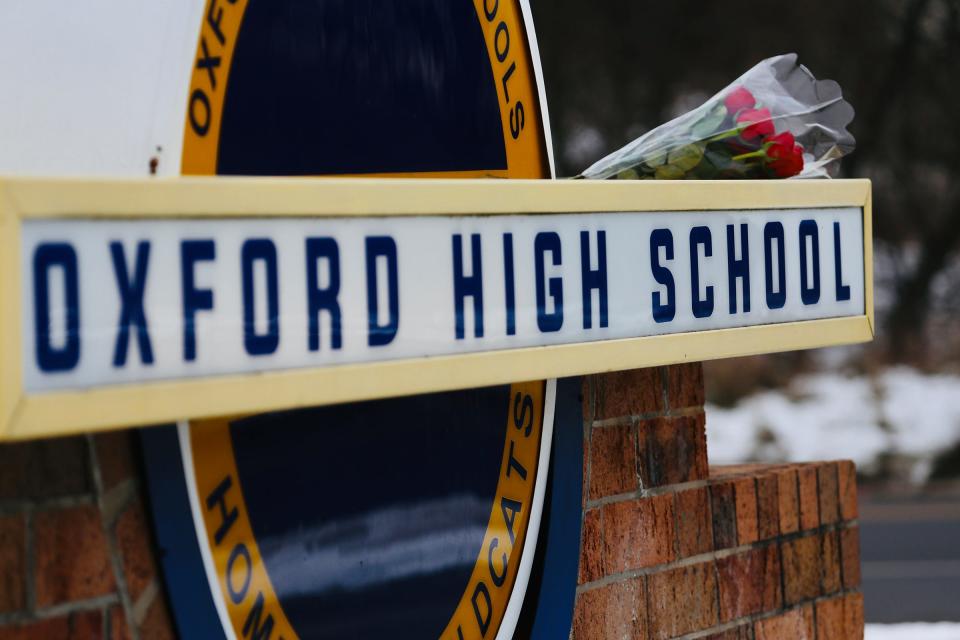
860;492;960;623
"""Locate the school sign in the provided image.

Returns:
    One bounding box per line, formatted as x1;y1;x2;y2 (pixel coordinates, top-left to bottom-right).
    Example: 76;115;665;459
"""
0;176;873;440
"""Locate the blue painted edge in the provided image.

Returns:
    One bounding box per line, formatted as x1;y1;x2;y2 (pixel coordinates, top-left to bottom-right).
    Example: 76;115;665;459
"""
528;376;585;640
139;425;227;640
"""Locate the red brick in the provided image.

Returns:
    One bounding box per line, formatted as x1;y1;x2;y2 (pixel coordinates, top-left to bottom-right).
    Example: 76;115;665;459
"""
754;605;815;640
782;534;821;604
816;592;864;639
710;481;738;550
110;605;133;640
702;625;752;640
797;466;820;530
708;465;743;480
712;464;774;478
636;425;652;488
716;545;782;622
95;431;137;492
581;377;593;424
690;414;709;481
0;610;102;640
776;468;800;535
0;617;68;640
838;460;858;521
35;505;116;606
588;424;638;500
816;596;844;639
821;530;842;594
843;592;865;638
74;610;104;637
580;426;592;509
675;487;712;558
734;477;758;545
603;495;675;572
818;463;841;525
579;508;604;584
0;437;91;501
595;368;664;420
115;497;159;603
756;472;780;541
841;525;862;588
139;593;176;640
647;561;719;638
0;514;26;613
572;578;647;640
644;414;708;487
582;432;589;508
666;362;705;409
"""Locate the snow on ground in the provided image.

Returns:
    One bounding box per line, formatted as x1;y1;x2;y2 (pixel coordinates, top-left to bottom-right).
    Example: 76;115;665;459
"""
866;622;960;639
706;367;960;482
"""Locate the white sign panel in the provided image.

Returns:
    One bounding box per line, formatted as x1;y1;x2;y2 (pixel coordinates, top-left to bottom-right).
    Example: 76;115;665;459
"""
22;208;864;393
0;177;874;438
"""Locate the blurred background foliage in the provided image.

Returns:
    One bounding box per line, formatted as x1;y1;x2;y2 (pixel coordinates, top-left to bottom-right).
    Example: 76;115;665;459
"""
532;0;960;370
531;0;960;483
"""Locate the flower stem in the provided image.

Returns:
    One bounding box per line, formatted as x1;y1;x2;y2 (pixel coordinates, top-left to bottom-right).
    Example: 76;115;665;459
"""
704;126;744;143
732;150;767;162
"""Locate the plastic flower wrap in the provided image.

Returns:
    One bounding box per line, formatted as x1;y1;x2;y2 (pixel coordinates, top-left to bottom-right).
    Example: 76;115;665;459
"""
579;53;855;180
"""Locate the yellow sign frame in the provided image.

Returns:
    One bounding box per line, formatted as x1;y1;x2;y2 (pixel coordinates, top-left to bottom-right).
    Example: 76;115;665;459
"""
0;177;873;440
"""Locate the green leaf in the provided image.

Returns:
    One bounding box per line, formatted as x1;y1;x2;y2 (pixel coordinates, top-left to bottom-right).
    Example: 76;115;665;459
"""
691;103;727;139
616;168;640;180
655;164;686;179
642;150;668;168
667;143;704;171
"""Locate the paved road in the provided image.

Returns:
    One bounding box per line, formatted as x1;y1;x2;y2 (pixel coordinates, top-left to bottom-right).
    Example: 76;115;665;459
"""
860;495;960;623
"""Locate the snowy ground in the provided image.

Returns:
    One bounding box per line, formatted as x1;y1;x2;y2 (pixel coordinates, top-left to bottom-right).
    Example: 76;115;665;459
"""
866;622;960;639
706;367;960;483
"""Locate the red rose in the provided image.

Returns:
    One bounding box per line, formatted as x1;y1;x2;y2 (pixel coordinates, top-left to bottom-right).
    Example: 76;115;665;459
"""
737;108;775;141
765;131;795;149
724;87;755;114
766;132;804;177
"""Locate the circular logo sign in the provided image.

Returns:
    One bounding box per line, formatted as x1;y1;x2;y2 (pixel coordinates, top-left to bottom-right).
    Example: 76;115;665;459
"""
160;2;559;639
182;382;550;639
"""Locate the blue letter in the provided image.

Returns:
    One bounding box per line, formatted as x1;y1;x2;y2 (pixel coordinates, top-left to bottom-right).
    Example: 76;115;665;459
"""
834;222;851;302
306;237;342;351
33;243;80;372
241;239;279;356
181;239;215;362
726;224;751;314
580;231;608;329
452;234;484;339
650;229;675;323
764;222;786;309
503;233;516;336
110;241;153;367
535;232;563;332
365;236;399;346
689;226;714;318
799;220;821;305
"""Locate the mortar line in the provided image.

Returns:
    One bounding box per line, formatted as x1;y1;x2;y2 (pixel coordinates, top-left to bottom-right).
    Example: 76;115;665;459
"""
0;494;96;516
577;520;856;594
87;434;142;640
677;588;863;639
0;593;121;626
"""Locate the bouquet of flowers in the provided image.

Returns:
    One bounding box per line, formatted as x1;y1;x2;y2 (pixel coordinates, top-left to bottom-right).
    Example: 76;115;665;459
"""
579;54;855;180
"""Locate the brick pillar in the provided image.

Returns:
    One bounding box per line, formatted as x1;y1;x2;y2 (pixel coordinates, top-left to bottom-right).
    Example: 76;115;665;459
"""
574;363;864;640
0;433;176;639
